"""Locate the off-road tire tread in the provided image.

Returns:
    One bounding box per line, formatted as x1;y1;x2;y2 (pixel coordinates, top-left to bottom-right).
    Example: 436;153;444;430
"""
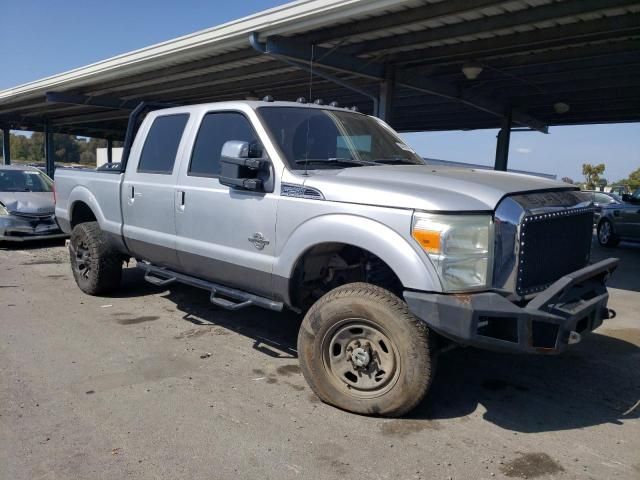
70;222;122;295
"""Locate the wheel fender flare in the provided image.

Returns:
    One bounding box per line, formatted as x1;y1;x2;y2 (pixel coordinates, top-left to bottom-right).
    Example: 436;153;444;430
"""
273;214;442;292
68;186;107;228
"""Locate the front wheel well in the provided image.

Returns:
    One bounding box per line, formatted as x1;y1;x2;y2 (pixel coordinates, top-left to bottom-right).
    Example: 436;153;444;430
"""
288;243;403;312
70;201;97;228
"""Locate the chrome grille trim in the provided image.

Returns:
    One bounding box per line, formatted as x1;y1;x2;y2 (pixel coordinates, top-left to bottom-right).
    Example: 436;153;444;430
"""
493;190;593;297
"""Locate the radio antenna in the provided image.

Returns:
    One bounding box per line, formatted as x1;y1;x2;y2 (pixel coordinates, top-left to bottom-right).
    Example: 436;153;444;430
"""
304;44;315;176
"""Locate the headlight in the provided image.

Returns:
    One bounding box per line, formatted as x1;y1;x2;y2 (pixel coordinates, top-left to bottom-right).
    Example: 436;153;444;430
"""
0;203;8;216
412;212;493;291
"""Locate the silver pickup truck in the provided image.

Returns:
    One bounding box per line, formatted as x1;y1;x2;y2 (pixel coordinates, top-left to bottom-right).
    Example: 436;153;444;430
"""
55;100;618;416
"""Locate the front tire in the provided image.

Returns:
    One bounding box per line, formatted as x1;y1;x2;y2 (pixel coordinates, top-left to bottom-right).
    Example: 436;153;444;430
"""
69;222;122;295
297;283;434;417
597;219;620;247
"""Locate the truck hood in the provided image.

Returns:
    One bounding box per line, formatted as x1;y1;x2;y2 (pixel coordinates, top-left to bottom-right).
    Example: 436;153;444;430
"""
303;165;570;211
0;192;56;215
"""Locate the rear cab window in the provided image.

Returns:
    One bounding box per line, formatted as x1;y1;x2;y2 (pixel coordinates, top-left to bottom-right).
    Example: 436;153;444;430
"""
137;114;189;174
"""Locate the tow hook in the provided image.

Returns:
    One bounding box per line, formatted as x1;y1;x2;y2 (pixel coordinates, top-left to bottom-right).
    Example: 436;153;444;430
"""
605;308;617;319
568;331;581;345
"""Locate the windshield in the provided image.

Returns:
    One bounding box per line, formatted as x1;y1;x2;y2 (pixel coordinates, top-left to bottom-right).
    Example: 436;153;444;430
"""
0;169;53;192
258;107;425;170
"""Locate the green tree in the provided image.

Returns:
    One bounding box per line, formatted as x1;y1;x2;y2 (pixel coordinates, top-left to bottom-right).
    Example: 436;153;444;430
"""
582;163;605;190
626;167;640;190
53;134;81;163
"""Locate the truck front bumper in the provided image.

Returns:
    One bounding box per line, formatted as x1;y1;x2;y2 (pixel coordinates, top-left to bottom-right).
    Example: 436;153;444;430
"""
404;258;619;354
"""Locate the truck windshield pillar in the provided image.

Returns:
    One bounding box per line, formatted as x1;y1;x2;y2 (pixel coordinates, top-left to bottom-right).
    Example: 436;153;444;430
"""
377;68;395;122
2;128;10;165
494;108;512;171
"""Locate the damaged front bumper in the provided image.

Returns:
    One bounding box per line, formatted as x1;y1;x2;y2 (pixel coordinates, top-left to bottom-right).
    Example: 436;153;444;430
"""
404;258;619;354
0;213;68;242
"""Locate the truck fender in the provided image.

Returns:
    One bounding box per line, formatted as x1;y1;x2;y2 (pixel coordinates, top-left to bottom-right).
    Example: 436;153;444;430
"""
273;214;442;293
67;186;127;251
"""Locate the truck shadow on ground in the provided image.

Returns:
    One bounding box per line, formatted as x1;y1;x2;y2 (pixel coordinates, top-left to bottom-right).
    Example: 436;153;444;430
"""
414;332;640;432
112;266;639;434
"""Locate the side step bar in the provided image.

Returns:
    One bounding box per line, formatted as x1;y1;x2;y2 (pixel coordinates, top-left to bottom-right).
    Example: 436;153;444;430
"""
139;262;283;312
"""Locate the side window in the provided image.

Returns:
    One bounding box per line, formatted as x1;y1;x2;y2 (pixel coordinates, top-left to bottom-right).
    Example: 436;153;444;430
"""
595;193;613;204
137;114;189;174
189;112;258;177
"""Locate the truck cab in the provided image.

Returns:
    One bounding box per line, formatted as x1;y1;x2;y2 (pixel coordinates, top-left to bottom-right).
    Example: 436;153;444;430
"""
54;100;618;417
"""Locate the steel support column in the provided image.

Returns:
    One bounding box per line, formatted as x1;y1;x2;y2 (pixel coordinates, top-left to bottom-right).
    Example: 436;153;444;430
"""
494;108;512;171
44;122;55;178
107;138;113;164
378;68;395;122
2;128;10;165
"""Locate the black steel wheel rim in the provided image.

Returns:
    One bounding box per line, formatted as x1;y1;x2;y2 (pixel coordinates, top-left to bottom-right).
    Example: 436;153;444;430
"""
71;239;92;280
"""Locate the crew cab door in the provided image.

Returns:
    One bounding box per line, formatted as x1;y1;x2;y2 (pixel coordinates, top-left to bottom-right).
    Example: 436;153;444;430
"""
121;113;191;268
174;110;278;297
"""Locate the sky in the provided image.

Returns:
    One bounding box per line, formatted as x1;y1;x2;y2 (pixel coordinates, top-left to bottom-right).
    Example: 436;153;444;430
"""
1;0;638;182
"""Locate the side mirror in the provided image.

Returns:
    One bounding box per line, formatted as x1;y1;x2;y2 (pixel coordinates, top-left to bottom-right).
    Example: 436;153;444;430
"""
622;194;631;202
219;140;271;192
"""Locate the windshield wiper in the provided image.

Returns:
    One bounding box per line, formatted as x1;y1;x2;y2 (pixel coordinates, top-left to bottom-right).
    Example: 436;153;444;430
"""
369;156;422;165
294;158;377;167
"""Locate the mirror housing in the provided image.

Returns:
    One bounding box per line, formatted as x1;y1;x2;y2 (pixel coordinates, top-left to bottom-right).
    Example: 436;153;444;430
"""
219;140;272;192
622;193;632;202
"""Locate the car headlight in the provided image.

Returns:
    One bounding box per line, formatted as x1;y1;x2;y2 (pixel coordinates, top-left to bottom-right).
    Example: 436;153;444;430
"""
0;203;8;216
412;212;493;291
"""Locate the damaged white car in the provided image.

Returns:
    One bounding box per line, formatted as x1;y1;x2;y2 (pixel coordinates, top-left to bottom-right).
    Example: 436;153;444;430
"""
0;166;67;242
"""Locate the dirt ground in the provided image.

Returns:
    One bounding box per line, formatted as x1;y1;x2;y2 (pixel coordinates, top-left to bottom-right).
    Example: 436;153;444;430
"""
1;238;639;480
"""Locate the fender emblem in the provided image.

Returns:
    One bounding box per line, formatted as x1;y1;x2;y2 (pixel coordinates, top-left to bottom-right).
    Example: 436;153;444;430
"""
248;232;270;250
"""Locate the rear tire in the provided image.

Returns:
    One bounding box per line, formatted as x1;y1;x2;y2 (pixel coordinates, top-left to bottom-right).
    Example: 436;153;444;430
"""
69;222;122;295
597;219;620;247
297;282;434;417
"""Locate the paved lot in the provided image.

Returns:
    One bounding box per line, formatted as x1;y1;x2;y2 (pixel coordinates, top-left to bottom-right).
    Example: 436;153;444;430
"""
1;238;639;480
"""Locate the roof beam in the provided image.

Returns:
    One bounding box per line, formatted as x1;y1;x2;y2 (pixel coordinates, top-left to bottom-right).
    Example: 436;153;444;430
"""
344;0;640;55
391;13;640;65
115;62;297;98
46;91;142;110
298;0;504;44
260;35;548;132
82;49;256;94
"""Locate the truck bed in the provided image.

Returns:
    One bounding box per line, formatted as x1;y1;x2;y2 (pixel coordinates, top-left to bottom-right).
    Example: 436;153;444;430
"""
54;168;125;245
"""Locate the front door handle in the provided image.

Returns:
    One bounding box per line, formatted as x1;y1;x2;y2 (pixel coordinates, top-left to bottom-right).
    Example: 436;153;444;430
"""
177;190;186;212
127;185;137;205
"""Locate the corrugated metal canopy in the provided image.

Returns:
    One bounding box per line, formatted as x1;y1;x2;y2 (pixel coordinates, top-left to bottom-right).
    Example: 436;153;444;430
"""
0;0;639;139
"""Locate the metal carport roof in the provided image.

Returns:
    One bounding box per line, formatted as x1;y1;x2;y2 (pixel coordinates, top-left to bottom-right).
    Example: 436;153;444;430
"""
0;0;639;140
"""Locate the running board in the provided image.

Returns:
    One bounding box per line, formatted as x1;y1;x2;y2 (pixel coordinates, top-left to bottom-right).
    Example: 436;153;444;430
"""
138;262;283;312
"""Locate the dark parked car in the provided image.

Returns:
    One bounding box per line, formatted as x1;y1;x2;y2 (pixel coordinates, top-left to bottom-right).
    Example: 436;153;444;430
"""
583;190;624;225
597;188;640;247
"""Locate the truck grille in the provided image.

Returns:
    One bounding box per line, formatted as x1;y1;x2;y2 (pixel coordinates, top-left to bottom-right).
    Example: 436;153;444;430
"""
516;208;593;296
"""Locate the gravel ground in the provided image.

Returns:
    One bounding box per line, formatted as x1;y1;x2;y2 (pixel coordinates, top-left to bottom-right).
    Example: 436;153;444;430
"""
1;238;639;480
